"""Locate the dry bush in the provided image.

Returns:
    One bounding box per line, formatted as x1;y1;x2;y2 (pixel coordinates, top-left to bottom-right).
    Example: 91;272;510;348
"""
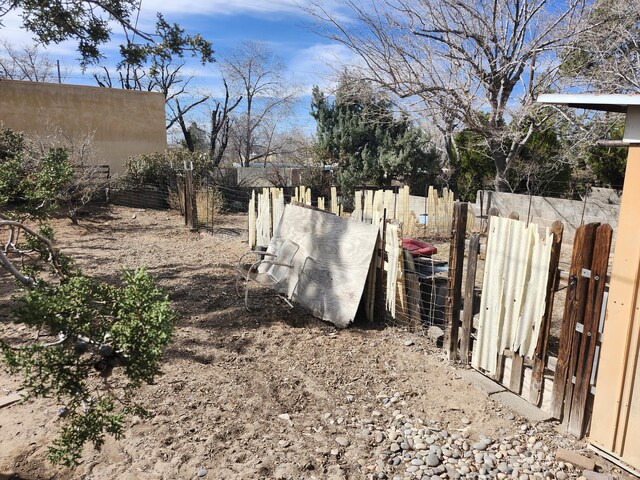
26;125;109;223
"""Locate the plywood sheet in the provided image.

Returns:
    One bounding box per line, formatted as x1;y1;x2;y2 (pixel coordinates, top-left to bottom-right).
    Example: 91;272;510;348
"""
472;216;553;375
271;204;380;328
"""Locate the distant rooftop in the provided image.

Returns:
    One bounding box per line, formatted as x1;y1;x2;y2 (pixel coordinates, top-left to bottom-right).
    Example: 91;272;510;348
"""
537;93;640;113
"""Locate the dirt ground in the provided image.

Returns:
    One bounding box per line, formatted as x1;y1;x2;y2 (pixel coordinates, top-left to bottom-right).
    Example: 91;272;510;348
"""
0;206;626;479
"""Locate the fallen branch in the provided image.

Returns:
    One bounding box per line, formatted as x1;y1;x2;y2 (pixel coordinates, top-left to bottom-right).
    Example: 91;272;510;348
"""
0;220;65;286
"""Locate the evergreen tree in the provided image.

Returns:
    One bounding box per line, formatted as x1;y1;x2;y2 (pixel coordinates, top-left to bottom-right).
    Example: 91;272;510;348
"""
311;76;438;205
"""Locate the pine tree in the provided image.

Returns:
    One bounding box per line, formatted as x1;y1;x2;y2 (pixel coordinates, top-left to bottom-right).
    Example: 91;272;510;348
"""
311;75;438;205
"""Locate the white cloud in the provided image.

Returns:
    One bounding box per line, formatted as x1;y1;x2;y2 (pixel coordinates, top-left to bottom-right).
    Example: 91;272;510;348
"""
288;42;361;93
0;10;79;57
139;0;348;19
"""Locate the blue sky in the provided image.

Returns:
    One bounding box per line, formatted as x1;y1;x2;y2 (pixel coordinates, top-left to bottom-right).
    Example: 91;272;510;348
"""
0;1;356;134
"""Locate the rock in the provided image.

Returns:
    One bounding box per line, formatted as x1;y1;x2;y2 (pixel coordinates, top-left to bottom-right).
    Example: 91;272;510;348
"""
446;466;461;479
273;463;299;479
374;432;385;444
335;436;350;447
429;446;442;457
581;471;615;480
554;449;596;471
390;443;401;452
426;453;441;467
197;467;207;477
472;441;488;451
315;446;331;455
404;340;415;346
462;417;471;425
556;472;568;480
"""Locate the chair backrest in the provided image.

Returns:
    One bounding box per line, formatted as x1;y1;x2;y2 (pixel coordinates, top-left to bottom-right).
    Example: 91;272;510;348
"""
267;239;299;284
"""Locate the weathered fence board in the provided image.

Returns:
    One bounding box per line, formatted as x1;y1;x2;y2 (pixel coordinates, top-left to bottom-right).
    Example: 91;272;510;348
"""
566;224;612;437
460;233;480;364
530;221;564;405
444;201;468;360
551;224;599;419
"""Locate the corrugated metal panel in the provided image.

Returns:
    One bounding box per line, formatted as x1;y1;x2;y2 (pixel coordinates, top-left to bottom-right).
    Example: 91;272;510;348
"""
472;216;552;375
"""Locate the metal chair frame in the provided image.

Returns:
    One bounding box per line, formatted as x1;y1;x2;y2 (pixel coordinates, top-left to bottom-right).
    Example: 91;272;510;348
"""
235;240;300;311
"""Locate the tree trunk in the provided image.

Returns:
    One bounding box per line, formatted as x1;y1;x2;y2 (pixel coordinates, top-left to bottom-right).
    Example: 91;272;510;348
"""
444;134;460;196
490;137;510;192
244;94;252;167
176;100;194;152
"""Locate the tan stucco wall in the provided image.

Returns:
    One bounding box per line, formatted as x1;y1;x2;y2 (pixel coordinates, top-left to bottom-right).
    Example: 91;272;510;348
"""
0;79;167;175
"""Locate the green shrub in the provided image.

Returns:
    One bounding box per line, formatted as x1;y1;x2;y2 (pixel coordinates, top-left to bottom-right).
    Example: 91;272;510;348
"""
1;268;178;466
0;124;75;220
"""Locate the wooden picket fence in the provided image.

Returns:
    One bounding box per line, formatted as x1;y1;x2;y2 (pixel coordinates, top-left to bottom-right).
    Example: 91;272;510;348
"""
442;203;611;438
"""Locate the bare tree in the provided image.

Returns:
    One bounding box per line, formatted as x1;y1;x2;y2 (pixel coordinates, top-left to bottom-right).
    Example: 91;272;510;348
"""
306;0;589;191
562;0;640;94
0;39;65;82
208;79;242;167
27;124;110;224
222;41;298;166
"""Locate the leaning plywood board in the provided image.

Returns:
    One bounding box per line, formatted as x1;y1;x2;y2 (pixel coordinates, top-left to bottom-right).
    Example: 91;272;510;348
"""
472;216;553;376
271;204;380;328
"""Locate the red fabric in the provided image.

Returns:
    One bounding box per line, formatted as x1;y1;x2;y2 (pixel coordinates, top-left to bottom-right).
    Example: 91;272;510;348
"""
402;238;437;257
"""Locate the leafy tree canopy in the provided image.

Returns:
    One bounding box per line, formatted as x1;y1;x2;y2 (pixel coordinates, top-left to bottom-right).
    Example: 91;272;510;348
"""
0;1;213;67
585;119;627;189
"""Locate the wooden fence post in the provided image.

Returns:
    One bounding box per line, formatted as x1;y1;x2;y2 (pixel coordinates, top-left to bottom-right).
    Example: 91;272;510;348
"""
184;165;198;230
403;250;423;330
567;224;612;437
460;233;480;364
529;220;564;405
550;224;598;420
445;201;468;360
